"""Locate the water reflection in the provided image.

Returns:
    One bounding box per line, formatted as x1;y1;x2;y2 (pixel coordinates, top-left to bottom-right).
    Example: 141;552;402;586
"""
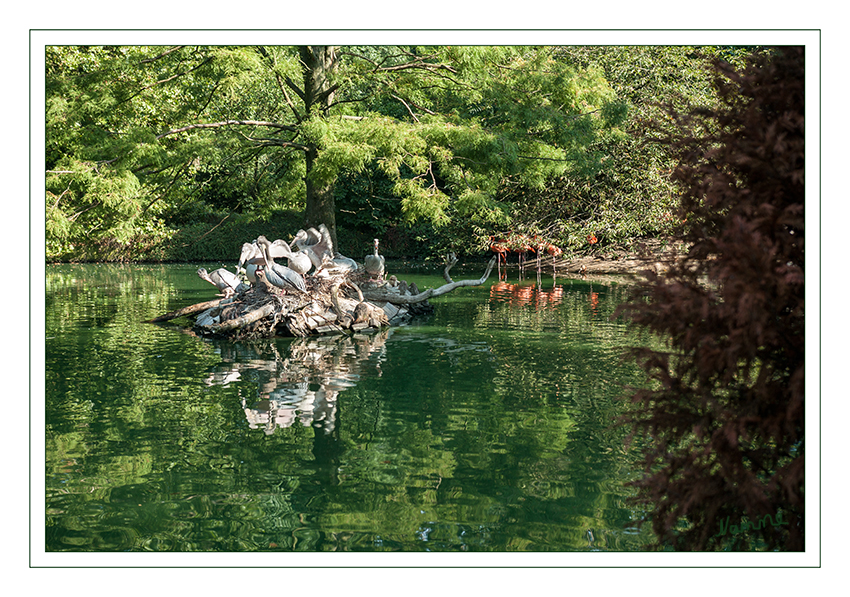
45;264;656;552
489;280;566;309
204;331;391;435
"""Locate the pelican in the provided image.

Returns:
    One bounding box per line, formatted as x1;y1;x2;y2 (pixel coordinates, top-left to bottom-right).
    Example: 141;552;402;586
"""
293;225;335;273
237;242;265;284
272;241;312;275
364;238;385;281
330;252;358;272
239;239;311;277
285;249;313;275
237;241;261;272
244;263;259;284
290;230;318;272
198;267;242;297
256;235;307;293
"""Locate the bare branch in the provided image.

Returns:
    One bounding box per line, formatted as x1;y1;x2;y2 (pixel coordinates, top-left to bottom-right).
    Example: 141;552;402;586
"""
376;56;457;75
47;181;73;210
156;120;297;140
238;132;309;151
68;201;101;222
145;297;226;323
256;46;304;122
362;257;497;305
210;303;276;333
442;252;458;284
392;94;420;123
188;212;234;246
278;74;303;122
404;97;436;116
315;83;340;104
138;46;184;64
285;76;306;101
143;161;190;214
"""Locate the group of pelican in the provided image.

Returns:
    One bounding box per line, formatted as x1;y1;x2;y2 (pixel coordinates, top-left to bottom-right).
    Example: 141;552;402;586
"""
197;224;386;298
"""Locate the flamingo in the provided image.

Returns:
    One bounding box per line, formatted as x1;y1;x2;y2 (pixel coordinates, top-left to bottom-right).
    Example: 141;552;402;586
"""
546;243;563;277
489;236;509;279
516;238;535;280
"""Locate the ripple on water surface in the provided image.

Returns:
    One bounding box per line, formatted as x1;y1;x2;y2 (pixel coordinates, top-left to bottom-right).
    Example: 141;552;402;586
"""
45;264;652;552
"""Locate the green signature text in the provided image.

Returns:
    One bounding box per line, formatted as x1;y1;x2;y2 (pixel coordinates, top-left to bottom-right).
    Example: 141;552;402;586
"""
713;512;789;538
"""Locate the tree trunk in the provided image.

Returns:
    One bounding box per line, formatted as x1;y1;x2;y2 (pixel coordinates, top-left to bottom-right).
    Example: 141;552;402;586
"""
300;46;339;248
304;145;337;248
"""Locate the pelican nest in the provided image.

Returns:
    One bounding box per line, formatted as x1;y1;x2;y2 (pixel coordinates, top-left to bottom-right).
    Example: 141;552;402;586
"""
193;268;433;341
147;253;496;341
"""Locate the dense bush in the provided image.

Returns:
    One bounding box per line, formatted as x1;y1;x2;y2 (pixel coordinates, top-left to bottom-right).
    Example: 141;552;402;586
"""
616;47;805;550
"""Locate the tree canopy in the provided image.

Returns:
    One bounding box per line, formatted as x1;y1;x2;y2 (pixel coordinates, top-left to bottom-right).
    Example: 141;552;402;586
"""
45;44;736;262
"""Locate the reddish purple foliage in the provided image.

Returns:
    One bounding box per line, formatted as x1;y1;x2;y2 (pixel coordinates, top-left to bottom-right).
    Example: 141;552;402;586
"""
616;47;804;551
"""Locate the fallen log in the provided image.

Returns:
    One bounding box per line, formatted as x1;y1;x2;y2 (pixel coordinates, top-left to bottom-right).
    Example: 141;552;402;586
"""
209;302;276;333
362;255;496;305
145;297;226;323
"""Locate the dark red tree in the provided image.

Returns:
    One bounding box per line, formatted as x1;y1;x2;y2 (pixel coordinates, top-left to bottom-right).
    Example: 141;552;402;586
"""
616;47;805;550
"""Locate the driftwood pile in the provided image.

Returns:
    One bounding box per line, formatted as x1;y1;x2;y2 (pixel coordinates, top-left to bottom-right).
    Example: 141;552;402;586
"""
148;251;497;341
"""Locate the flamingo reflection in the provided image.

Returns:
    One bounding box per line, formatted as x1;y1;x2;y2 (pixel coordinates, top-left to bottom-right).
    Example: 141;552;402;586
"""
489;281;565;310
589;291;599;316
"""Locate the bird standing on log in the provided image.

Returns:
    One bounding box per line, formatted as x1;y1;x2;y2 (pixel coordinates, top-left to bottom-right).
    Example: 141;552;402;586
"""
364;238;386;281
292;225;335;273
239;239;312;277
197;267;243;298
256;235;307;293
268;239;312;275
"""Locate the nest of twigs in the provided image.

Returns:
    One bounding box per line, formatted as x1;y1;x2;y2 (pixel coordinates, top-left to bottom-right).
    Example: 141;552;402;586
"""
147;253;495;341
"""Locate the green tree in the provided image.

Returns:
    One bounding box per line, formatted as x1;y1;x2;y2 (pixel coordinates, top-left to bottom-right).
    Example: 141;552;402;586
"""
45;45;628;260
492;46;760;256
46;45;275;260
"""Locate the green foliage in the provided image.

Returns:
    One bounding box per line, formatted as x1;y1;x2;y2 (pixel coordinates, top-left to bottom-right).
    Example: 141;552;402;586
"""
482;46;752;257
44;44;760;262
45;45;304;260
305;46;628;240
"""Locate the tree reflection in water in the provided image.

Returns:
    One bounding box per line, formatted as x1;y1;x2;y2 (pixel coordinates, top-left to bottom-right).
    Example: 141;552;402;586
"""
203;330;391;435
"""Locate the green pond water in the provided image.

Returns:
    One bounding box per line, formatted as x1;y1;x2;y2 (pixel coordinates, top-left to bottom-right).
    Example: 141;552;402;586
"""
45;262;655;552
